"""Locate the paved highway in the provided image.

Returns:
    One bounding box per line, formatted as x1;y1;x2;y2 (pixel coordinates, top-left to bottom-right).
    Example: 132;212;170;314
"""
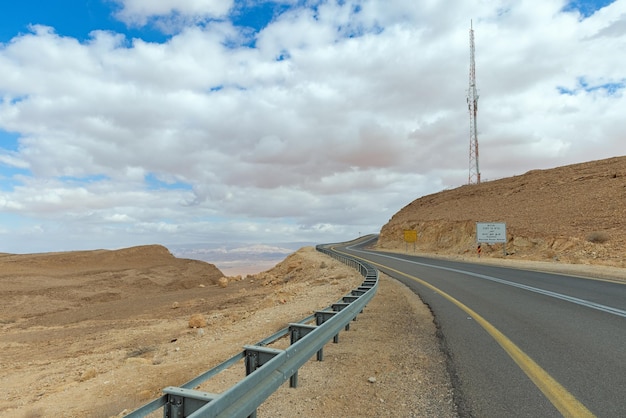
338;237;626;417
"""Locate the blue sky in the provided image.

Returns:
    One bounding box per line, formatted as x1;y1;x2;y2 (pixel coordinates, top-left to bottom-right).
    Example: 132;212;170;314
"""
0;1;611;41
0;0;624;253
563;0;616;16
0;1;283;43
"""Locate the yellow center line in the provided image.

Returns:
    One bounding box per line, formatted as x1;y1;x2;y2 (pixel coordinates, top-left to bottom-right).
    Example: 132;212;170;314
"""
346;251;596;418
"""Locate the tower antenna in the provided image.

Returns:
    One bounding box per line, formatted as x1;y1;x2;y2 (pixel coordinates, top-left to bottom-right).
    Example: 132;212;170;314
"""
467;20;481;184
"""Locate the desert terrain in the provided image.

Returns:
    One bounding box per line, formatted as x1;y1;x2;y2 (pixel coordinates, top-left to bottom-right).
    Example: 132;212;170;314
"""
0;244;455;417
2;156;626;417
379;156;626;269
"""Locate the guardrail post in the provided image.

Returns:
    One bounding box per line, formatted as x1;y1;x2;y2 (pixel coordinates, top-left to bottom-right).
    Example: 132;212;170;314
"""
331;303;352;330
162;387;218;418
315;310;339;344
343;295;362;317
244;346;283;376
288;323;318;387
243;346;284;418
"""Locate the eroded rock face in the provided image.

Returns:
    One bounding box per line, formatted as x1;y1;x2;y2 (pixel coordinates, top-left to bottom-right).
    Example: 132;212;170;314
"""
378;156;626;268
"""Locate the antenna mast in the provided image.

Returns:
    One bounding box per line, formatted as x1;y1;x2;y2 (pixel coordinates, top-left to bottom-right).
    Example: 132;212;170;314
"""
467;20;481;184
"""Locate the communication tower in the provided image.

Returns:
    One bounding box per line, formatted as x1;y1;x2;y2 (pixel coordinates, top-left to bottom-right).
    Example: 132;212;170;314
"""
467;20;481;184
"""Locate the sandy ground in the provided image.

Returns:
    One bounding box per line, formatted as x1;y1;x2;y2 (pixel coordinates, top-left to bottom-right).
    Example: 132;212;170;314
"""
0;245;456;418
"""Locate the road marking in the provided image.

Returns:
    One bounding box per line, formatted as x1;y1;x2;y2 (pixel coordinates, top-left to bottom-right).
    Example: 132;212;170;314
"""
467;271;626;318
340;249;596;418
352;249;626;318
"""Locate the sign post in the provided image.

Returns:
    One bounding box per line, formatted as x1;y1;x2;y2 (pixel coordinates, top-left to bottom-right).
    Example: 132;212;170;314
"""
403;230;417;253
476;222;507;256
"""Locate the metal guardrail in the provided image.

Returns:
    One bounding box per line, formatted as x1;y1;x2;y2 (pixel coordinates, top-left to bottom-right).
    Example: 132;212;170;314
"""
126;242;378;418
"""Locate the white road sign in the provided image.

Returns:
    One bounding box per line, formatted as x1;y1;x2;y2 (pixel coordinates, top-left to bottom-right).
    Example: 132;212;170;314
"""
476;222;507;243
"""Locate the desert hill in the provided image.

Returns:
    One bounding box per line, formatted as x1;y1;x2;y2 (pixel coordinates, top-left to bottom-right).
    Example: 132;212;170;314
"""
4;244;447;418
0;244;211;274
1;245;225;326
378;156;626;268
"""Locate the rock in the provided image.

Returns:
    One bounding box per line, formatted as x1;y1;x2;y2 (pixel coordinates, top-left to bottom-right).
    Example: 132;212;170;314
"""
286;261;301;273
189;313;207;328
171;301;180;309
368;377;376;383
78;368;97;382
512;236;534;248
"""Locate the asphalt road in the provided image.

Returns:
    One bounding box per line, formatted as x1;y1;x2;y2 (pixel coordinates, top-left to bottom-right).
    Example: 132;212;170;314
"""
338;237;626;418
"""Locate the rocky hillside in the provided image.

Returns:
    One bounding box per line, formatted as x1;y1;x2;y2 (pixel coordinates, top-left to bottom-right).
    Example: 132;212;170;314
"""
0;244;225;292
378;156;626;268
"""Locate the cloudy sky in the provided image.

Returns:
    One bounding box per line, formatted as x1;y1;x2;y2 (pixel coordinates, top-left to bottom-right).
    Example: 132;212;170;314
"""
0;0;624;253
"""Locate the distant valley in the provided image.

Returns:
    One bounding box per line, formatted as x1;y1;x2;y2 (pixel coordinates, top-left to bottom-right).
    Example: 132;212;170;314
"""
167;242;316;276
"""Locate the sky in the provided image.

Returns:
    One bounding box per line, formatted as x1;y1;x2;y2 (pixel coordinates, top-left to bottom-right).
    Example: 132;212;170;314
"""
0;0;624;254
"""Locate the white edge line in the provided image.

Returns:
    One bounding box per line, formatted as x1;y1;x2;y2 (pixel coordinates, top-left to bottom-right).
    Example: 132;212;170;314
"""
347;244;626;319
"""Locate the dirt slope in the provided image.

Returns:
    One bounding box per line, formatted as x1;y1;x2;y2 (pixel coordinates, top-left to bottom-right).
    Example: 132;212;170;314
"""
0;245;454;417
378;156;626;267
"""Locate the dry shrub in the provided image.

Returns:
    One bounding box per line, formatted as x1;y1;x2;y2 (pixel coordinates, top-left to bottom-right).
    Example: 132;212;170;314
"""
586;231;609;244
217;277;229;288
189;313;207;328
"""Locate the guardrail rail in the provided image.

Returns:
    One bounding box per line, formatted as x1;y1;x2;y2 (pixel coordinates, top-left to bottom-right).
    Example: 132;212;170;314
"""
126;242;378;418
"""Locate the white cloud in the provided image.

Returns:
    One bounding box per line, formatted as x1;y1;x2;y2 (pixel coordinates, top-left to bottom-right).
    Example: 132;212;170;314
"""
0;0;625;252
113;0;234;29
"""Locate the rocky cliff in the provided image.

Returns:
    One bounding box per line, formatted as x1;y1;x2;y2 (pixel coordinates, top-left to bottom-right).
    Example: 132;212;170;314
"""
378;156;626;268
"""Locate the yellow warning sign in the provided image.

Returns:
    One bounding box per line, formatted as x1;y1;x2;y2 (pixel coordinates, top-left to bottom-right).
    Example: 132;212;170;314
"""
403;230;417;243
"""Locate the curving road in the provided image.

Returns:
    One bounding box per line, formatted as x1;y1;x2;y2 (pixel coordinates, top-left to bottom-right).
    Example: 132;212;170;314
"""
337;236;626;417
